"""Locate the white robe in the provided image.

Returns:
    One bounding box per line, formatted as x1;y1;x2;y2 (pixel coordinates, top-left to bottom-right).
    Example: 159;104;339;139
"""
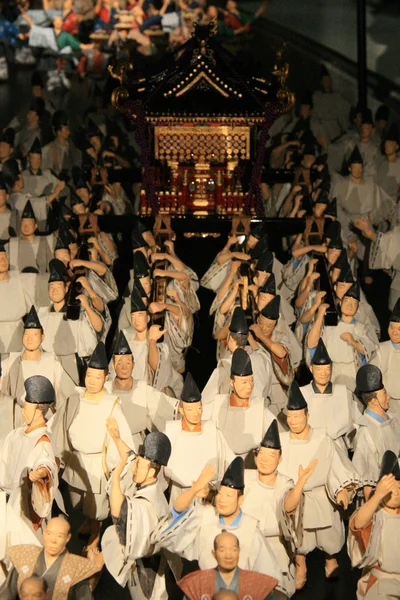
0;271;37;355
371;340;400;420
278;427;360;555
370;227;400;310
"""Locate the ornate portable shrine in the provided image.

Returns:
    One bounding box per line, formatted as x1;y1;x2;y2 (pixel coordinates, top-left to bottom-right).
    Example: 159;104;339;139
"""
110;21;294;218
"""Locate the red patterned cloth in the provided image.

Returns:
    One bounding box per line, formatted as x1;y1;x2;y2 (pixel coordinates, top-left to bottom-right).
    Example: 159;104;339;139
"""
178;567;278;600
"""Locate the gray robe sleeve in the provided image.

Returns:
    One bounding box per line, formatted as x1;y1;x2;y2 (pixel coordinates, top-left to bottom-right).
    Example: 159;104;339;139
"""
68;580;93;600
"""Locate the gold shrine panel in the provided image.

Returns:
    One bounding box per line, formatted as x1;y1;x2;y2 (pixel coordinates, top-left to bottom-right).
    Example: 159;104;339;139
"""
154;126;251;163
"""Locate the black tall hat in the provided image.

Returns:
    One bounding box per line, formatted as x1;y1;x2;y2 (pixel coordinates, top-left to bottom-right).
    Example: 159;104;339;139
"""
386;124;399;143
325;198;337;218
260;419;281;450
250;222;264;240
256;249;274;273
349;146;363;165
231;348;253;377
114;331;132;356
260;272;276;295
236;221;245;234
328;232;343;250
21;200;36;220
229;306;249;335
135;219;150;235
378;450;400;482
29;97;45;118
261;295;280;320
311;338;331;365
133;276;148;300
48;258;68;283
332;249;348;271
31;71;44;89
337;264;355;284
140;432;171;467
221;457;245;490
24;305;42;330
130;287;147;313
181;372;201;403
361;108;374;125
55;236;68;252
0;241;5;253
87;119;103;139
2;159;20;184
0;128;15;146
70;192;85;207
133;250;150;279
250;234;268;260
88;341;108;370
52;110;68;133
315;189;330;206
75;176;88;191
287;380;308;411
131;227;147;250
356;364;383;394
301;90;313;107
28;137;42;155
343;279;360;301
0;174;8;192
25;375;55;405
389;298;400;323
325;219;341;241
320;64;330;78
375;105;390;122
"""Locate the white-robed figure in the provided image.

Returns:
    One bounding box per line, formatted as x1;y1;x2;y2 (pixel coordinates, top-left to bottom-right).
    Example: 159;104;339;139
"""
202;306;272;404
371;299;400;420
164;372;234;505
300;338;361;450
352;364;400;501
2;305;75;422
118;287;183;397
278;381;360;589
105;331;179;449
332;146;394;248
202;348;275;462
306;280;378;390
101;432;172;600
311;64;350;143
5;199;54;274
243;419;317;596
0;376;58;548
49;342;135;553
340;110;380;178
376;124;400;204
0;173;17;241
38;258;101;386
152;457;283;586
348;451;400;600
21;137;62;198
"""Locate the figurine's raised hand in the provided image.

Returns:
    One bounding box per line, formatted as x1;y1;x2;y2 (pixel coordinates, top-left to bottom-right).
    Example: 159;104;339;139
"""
340;332;354;345
29;467;48;483
336;488;350;510
193;464;216;495
314;290;327;308
297;459;317;487
149;324;167;341
106;416;120;440
375;474;397;501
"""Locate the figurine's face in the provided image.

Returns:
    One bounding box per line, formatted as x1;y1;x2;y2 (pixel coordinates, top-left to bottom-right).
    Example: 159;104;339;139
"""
27;110;39;128
257;292;274;311
20;577;49;600
0;251;8;274
349;162;363;179
369;388;390;413
360;123;373;139
299;105;311;119
179;400;202;426
29;153;41;171
114;354;134;380
131;310;149;333
69;242;79;260
20;217;37;237
258;314;277;337
383;480;400;509
388;321;400;345
54;248;70;267
139;276;152;298
321;75;332;93
89;135;102;153
215;485;242;517
132;455;153;485
85;367;107;394
43;518;71;556
255;446;281;476
0;142;12;160
76;187;90;206
13;175;24;193
287;408;308;434
310;363;332;386
48;281;68;303
212;532;240;571
231;374;254;399
22;401;36;425
384;140;398;157
23;327;44;352
58;125;70;140
334;281;352;300
341;295;359;317
313;202;326;218
326;248;341;266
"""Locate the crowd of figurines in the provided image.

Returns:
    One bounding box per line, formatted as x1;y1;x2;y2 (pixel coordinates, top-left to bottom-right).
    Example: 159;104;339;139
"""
0;52;400;600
